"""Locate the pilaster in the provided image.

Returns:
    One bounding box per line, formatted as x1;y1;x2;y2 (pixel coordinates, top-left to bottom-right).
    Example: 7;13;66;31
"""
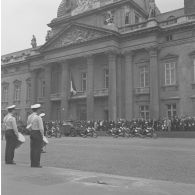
117;55;123;119
149;47;160;119
61;61;69;121
44;65;51;121
31;70;38;104
108;50;118;121
124;51;134;120
86;55;94;121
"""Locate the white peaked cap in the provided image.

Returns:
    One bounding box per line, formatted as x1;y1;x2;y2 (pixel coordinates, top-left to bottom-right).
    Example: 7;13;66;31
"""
7;105;16;110
39;113;46;117
31;104;41;109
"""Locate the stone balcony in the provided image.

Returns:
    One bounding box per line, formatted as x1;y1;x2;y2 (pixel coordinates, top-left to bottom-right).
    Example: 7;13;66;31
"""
50;93;62;101
94;88;108;97
70;91;86;100
135;87;150;95
69;89;109;100
37;97;45;102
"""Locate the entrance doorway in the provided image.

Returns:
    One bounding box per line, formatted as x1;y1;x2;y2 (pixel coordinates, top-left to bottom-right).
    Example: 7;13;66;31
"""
104;109;109;121
77;105;87;121
51;101;61;121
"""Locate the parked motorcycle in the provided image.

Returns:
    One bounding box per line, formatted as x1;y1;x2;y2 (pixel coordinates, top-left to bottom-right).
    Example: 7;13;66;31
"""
142;127;155;138
46;126;61;138
131;127;144;138
80;127;98;138
110;127;130;138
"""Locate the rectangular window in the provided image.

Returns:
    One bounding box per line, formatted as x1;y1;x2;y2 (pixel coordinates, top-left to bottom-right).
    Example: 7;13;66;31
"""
104;69;109;89
81;72;87;92
135;13;140;24
14;85;21;101
51;67;60;93
165;62;176;86
139;67;149;88
26;110;31;121
167;104;177;118
26;83;31;100
166;35;173;41
2;86;8;102
139;105;150;120
125;12;130;25
41;81;46;97
15;111;20;122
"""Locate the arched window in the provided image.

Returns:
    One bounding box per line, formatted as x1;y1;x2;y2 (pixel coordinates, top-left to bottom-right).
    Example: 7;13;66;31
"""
167;16;176;25
167;16;176;20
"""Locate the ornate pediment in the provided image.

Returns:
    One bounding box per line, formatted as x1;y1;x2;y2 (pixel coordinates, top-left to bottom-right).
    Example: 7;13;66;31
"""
41;23;115;52
13;80;22;85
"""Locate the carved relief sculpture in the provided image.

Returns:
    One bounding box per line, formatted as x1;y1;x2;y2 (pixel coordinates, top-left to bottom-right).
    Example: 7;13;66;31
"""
51;27;102;49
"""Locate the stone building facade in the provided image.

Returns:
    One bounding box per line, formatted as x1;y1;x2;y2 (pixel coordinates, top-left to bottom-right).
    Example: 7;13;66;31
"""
1;0;195;122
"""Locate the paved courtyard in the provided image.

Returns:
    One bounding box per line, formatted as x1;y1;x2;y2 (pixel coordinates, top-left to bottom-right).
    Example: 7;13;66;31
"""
1;137;195;195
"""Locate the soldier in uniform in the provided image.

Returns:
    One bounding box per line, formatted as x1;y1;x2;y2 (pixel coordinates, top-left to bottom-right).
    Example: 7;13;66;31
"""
27;104;44;168
39;113;46;153
3;105;19;165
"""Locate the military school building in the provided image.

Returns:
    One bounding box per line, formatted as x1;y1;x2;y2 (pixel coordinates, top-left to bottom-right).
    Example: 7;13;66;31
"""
1;0;195;122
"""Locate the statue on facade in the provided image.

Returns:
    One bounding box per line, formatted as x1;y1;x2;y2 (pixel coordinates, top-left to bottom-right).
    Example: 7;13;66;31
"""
45;30;52;42
104;11;114;25
31;35;37;48
148;0;156;18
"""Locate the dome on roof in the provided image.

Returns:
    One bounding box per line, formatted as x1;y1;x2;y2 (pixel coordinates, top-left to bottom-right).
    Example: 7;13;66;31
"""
57;0;78;18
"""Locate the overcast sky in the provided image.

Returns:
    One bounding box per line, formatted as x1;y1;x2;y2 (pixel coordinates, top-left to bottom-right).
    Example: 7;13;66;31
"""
1;0;184;55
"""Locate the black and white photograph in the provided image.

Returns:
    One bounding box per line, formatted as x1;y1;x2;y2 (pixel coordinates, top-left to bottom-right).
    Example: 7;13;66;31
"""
1;0;195;194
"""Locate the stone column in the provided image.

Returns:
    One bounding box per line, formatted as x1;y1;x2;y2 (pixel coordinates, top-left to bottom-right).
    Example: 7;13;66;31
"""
149;48;160;119
44;66;51;121
124;51;134;120
31;70;38;104
86;55;94;121
116;55;122;119
108;51;117;121
61;61;69;121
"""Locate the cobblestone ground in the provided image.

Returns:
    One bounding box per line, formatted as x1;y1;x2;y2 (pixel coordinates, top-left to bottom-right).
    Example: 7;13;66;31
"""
1;137;195;184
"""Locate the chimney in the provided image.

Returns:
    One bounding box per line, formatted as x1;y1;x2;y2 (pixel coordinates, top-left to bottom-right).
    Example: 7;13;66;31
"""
184;0;195;15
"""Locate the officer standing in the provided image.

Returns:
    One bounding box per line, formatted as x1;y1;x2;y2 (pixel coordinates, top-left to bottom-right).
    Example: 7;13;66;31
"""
39;113;46;153
3;105;19;165
27;104;44;168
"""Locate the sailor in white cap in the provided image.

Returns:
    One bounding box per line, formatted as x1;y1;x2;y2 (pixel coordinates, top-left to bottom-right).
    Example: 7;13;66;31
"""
3;105;19;164
39;113;47;153
27;104;44;168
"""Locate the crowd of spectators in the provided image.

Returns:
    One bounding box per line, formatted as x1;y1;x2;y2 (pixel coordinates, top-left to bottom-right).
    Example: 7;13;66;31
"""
44;116;195;133
2;116;194;140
